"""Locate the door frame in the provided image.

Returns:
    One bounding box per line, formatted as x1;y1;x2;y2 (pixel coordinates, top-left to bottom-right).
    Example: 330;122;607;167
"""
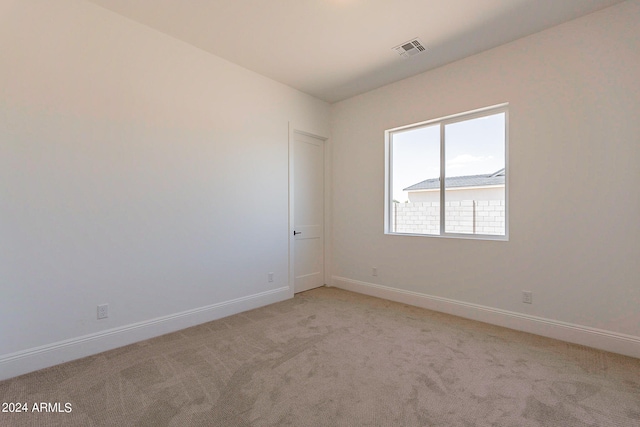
288;123;331;297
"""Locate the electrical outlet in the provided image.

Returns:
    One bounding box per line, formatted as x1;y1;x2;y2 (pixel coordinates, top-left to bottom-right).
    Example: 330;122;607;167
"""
372;267;378;277
97;304;109;319
522;291;533;304
268;272;274;283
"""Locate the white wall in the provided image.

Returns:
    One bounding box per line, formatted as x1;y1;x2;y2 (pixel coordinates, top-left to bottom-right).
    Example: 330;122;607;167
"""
0;0;329;379
408;187;504;202
331;1;640;356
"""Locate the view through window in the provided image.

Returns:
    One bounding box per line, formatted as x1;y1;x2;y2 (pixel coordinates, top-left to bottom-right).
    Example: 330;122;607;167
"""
386;105;508;239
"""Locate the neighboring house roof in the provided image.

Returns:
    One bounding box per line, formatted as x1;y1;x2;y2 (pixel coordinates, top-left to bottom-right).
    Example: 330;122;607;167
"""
403;168;505;191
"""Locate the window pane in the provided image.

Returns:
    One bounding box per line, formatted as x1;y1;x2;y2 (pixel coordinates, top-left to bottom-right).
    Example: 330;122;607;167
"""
391;125;440;235
444;113;505;235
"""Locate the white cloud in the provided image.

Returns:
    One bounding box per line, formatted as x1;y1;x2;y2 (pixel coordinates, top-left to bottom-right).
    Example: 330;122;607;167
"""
446;154;494;173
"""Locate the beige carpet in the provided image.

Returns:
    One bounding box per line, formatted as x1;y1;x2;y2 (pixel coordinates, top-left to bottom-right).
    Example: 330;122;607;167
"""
1;287;639;426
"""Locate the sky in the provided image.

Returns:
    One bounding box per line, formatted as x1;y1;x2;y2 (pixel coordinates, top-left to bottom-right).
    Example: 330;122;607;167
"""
391;112;505;202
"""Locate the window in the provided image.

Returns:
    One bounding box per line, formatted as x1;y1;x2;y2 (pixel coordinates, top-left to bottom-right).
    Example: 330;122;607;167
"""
385;104;508;240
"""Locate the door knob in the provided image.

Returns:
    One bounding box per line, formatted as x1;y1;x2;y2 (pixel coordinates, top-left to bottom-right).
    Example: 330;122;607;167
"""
293;231;302;236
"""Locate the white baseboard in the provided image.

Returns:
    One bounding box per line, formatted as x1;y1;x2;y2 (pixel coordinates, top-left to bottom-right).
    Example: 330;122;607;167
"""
332;276;640;359
0;287;290;381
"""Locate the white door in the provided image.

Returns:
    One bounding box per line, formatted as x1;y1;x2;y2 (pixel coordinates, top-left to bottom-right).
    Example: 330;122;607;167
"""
292;131;324;293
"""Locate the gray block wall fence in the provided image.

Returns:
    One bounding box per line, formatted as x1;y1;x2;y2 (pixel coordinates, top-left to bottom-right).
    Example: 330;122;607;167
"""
393;200;505;235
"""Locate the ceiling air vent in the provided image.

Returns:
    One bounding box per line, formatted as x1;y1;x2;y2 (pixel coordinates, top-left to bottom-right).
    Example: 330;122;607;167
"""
393;38;426;59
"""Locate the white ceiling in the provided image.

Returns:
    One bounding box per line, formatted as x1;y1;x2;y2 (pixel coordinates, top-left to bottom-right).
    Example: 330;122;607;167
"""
85;0;625;103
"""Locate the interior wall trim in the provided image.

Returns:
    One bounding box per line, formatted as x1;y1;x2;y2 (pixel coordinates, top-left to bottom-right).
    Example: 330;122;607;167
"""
0;286;290;381
331;276;640;359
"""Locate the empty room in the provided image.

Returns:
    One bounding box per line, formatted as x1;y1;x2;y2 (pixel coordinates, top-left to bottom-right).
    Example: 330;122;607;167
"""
1;0;639;425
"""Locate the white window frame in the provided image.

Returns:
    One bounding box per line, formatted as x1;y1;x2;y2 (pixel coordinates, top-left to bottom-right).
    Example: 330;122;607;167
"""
384;103;509;241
